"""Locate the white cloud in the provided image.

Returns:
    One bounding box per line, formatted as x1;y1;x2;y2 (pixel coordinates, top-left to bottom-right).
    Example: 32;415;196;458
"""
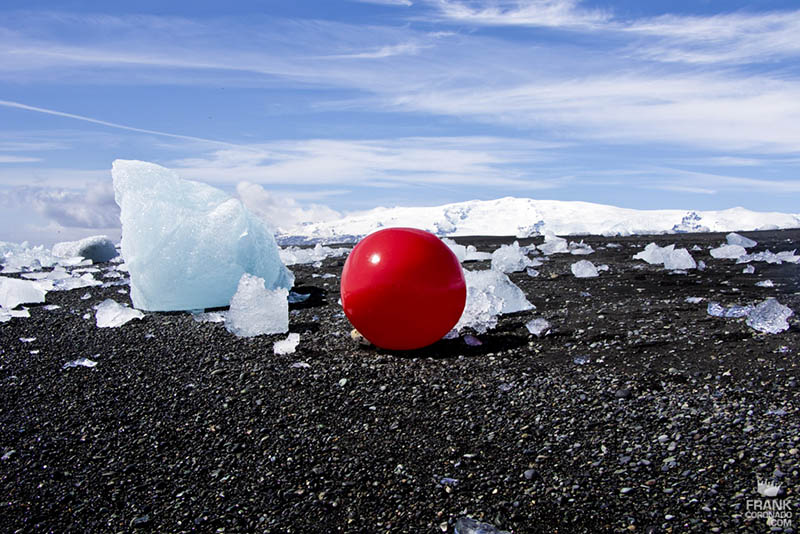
236;182;342;232
0;155;40;163
350;0;413;6
427;0;610;28
3;181;120;229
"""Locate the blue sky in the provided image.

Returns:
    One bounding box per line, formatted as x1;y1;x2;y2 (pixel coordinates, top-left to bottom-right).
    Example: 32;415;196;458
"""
1;0;799;244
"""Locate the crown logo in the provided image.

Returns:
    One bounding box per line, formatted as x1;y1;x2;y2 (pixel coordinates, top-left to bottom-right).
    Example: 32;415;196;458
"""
757;477;782;498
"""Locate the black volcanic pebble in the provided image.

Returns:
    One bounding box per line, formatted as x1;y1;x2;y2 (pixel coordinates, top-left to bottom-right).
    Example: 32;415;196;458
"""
0;229;799;533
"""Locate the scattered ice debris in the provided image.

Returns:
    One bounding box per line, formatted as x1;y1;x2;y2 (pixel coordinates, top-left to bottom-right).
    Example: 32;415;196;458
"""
225;274;289;337
52;235;118;263
491;241;534;273
19;337;36;343
526;267;539;278
81;292;92;300
21;268;71;281
633;243;696;270
82;312;91;320
580;291;591;297
743;265;755;274
52;273;103;292
464;245;492;262
463;334;482;346
766;408;788;416
597;264;610;272
0;276;47;309
737;249;800;265
697;260;707;271
95;299;144;328
439;477;459;486
1;308;30;322
573;356;589;365
498;383;514;392
273;333;301;355
191;311;226;323
290;361;311;369
43;304;60;311
112;159;293;311
63;358;98;369
454;269;534;333
726;232;757;248
746;299;793;334
756;280;775;288
454;517;510;534
568;240;594;255
707;302;754;318
571;260;599;278
538;233;568;255
606;243;622;248
516;220;545;238
710;244;746;259
338;378;348;387
526;317;551;337
0;241;60;273
288;291;311;304
279;243;349;266
691;244;702;251
312;273;336;279
685;297;704;304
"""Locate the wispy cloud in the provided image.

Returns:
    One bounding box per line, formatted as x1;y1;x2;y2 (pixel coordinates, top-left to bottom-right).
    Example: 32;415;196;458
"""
426;0;610;28
350;0;414;6
0;155;40;163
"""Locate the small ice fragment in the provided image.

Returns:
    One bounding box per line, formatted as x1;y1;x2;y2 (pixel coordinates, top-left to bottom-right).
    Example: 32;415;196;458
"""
726;232;757;248
526;318;551;337
454;517;510;534
571;260;598;278
766;408;787;416
538;233;568;255
312;273;336;279
52;273;102;291
710;244;746;259
290;361;311;368
0;276;47;309
691;245;702;251
568;240;594;255
225;273;289;337
633;243;674;265
288;291;311;304
63;358;98;369
525;267;539;277
697;260;707;271
596;264;610;272
19;337;36;343
663;248;696;270
191;311;226;323
606;243;622;248
573;355;589;365
82;312;91;320
707;302;754;318
0;308;30;322
463;334;482;346
746;298;793;334
95;299;144;328
81;292;92;300
580;291;591;297
685;297;703;304
279;243;350;266
743;265;755;274
464;245;492;262
491;241;533;273
273;333;301;355
439;477;459;486
498;383;514;392
338;378;347;387
455;269;534;333
755;280;774;288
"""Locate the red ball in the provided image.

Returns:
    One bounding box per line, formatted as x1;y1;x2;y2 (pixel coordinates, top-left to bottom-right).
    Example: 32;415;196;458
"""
340;228;467;350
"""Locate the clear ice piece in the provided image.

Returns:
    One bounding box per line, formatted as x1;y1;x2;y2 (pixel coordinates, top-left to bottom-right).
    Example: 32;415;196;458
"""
112;160;293;311
455;269;534;333
279;243;349;266
455;517;511;534
726;232;757;248
95;299;144;328
746;299;793;334
63;358;98;369
707;301;754;318
225;274;289;337
274;333;301;354
491;241;533;273
571;260;599;278
526;317;551;337
538;233;568;255
0;276;47;309
710;244;746;259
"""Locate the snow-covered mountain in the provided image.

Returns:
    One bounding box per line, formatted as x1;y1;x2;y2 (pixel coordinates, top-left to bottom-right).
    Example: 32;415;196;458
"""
279;197;800;243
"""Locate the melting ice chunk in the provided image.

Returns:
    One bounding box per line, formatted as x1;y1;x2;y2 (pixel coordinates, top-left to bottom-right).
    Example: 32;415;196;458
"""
63;358;98;369
273;333;301;354
464;245;492;262
568;240;594;255
726;232;757;248
112;160;293;311
491;241;534;273
0;308;30;322
742;265;755;274
707;302;754;318
442;238;467;262
746;299;793;334
0;276;47;309
756;280;775;288
633;243;696;269
455;517;511;534
279;243;350;266
95;299;144;328
571;260;599;278
455;269;534;333
52;235;118;263
226;273;289;337
710;244;746;259
538;233;568;255
526;317;551;337
737;249;800;265
52;273;103;291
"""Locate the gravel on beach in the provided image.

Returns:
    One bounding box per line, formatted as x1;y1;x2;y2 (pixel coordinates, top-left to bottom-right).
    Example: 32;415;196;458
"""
1;230;799;533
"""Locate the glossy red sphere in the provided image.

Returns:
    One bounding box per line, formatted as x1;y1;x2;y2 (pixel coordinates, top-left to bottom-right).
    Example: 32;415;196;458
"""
340;228;467;350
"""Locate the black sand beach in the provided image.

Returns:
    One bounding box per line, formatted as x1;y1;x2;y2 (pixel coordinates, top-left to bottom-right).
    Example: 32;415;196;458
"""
1;230;798;533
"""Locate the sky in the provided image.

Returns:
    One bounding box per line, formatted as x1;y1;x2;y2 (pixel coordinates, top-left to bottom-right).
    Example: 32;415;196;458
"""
1;0;799;245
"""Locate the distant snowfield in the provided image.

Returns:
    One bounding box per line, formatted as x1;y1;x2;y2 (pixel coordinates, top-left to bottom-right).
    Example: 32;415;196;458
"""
279;197;800;243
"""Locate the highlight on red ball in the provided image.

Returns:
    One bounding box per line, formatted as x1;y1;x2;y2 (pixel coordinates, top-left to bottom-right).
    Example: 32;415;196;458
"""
340;228;467;350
